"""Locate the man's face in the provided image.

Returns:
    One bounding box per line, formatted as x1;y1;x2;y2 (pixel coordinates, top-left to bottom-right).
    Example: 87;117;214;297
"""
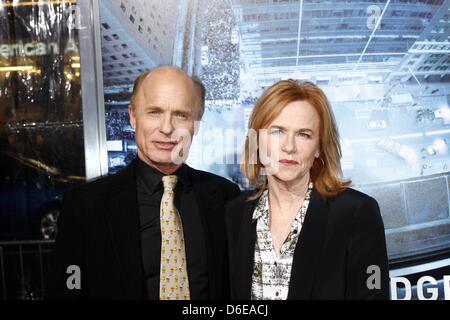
129;70;197;172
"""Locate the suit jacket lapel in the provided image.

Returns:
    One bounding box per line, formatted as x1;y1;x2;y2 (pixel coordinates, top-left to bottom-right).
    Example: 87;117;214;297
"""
234;198;257;299
103;160;145;299
288;187;329;299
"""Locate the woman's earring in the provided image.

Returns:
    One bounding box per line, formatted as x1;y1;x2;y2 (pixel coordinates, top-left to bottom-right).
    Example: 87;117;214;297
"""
316;156;324;166
319;157;325;166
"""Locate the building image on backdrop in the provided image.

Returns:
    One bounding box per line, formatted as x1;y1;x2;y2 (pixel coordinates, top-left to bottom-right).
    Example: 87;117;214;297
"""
0;0;449;300
100;0;450;264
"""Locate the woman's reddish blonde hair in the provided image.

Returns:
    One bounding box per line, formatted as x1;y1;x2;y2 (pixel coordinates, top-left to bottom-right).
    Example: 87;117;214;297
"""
241;80;351;200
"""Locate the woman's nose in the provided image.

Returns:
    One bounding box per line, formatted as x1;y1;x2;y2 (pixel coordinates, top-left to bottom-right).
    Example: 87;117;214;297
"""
281;134;297;154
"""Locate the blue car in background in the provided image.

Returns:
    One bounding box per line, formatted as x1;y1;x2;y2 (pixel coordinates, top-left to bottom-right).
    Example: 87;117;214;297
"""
0;151;85;240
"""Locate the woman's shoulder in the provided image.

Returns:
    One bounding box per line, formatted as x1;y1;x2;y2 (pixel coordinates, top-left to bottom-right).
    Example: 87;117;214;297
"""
328;187;383;225
330;187;377;206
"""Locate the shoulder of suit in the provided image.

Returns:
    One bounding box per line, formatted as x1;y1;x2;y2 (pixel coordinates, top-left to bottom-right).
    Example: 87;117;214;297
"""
225;190;257;212
187;166;239;189
224;190;258;228
327;187;379;215
226;187;376;209
331;187;376;204
64;165;132;198
330;188;384;232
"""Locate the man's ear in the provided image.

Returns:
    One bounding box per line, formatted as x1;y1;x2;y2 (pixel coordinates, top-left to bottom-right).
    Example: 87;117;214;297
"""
128;105;136;130
193;118;201;136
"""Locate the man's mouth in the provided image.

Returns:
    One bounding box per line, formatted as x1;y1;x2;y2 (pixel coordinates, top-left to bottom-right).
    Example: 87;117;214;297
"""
153;140;178;150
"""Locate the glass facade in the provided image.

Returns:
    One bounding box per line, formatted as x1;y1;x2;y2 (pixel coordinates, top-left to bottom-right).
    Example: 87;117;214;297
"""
0;0;86;240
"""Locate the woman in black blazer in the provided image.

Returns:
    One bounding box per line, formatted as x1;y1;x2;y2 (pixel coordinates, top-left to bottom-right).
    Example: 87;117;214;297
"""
226;80;390;300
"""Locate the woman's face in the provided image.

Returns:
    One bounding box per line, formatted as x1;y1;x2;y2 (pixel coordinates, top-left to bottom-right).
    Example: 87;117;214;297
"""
258;100;321;184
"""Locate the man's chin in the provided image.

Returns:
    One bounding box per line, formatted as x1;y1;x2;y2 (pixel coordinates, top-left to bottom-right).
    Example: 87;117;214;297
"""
141;158;181;174
139;147;187;166
147;157;176;167
138;153;174;166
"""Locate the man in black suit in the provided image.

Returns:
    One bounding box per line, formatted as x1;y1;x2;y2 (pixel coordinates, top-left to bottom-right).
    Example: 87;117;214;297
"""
47;67;240;299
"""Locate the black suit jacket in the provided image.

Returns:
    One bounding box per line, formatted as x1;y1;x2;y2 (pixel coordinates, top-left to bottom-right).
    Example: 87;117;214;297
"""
46;159;241;299
225;187;390;300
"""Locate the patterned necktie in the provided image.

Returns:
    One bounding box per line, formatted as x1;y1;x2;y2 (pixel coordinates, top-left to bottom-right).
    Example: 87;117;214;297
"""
159;175;190;300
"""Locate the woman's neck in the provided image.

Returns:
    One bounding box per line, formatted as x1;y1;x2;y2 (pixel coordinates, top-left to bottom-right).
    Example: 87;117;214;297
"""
267;173;310;209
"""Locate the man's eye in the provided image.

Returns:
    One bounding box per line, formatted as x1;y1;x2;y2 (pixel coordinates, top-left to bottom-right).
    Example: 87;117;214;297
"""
147;110;160;115
176;113;188;120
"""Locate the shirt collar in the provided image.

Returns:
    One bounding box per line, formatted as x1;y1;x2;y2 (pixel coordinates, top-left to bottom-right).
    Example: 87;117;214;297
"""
135;157;192;194
252;189;269;221
294;182;314;223
252;182;314;222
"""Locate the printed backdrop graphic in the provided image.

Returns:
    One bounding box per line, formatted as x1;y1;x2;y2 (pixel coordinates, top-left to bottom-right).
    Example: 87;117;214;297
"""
1;0;449;300
99;0;450;263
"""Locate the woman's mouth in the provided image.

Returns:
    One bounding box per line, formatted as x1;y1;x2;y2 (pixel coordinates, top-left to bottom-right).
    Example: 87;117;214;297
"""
279;159;299;165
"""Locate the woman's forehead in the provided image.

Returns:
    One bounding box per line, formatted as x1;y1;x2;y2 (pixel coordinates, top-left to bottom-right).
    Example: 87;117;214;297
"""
268;101;320;128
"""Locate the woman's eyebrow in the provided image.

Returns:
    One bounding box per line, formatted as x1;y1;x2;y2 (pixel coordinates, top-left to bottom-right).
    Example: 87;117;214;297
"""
269;125;314;133
268;125;285;130
296;128;314;133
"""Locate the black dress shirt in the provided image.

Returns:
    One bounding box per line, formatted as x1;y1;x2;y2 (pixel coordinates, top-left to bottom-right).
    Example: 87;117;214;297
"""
135;158;209;299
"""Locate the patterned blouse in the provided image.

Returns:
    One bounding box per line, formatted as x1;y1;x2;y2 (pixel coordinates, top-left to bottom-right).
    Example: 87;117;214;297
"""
251;182;314;300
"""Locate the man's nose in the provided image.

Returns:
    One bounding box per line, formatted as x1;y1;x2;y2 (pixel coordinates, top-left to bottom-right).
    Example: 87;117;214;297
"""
159;114;174;136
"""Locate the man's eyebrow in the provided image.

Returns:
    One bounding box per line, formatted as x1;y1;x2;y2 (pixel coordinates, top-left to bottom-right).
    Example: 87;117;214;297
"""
144;106;192;115
173;109;192;114
144;106;163;111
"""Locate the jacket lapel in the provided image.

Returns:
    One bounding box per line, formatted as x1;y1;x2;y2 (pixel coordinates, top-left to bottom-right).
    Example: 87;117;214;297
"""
287;187;329;299
103;160;145;299
233;198;257;299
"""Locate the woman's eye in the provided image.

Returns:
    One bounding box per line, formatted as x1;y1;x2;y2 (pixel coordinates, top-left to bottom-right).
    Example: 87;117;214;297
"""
297;132;311;138
270;129;282;135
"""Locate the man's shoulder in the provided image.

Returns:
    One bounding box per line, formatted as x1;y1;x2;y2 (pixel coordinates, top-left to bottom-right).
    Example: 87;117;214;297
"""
224;190;257;231
186;166;241;196
65;165;134;200
227;189;255;206
187;166;234;186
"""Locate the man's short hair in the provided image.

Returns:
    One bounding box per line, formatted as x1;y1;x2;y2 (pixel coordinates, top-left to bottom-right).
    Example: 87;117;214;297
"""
192;75;206;120
129;69;206;120
129;71;151;111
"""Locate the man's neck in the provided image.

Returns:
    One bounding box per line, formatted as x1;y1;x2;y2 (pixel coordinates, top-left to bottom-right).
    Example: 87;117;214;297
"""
138;155;182;175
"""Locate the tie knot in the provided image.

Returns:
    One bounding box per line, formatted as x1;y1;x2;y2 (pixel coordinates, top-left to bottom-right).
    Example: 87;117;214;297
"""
162;175;178;191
